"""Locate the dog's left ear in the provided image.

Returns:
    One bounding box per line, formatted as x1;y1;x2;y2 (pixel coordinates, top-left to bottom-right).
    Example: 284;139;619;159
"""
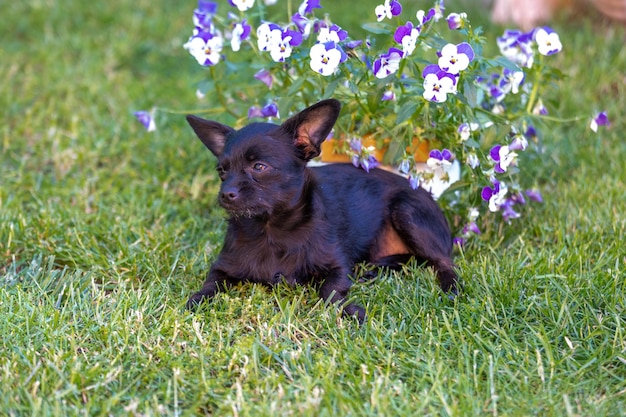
280;99;341;160
186;115;235;158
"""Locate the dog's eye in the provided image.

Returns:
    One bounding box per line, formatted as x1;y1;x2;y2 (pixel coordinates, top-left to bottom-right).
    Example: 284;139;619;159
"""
253;162;268;172
216;167;226;180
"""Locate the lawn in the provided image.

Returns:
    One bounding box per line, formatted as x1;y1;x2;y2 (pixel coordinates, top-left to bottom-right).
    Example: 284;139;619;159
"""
1;0;625;415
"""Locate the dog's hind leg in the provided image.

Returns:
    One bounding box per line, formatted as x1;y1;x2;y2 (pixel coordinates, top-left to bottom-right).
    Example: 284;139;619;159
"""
389;193;458;295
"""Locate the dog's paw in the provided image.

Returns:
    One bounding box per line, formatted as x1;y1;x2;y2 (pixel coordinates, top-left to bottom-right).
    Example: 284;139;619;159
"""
186;292;210;311
342;303;366;324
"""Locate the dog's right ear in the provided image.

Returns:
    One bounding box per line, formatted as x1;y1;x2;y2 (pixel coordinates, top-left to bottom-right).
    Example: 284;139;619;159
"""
280;99;341;160
186;115;235;157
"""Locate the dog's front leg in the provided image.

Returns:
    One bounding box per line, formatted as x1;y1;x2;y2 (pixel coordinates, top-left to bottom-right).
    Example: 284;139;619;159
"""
318;268;365;323
186;265;236;310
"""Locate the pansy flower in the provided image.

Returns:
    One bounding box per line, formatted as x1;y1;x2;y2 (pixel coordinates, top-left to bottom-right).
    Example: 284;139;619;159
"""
349;138;380;173
184;30;224;66
590;111;610;132
499;68;524;94
317;24;348;43
438;42;474;75
248;102;279;119
381;90;396;101
254;68;273;89
310;41;343;76
525;189;543;203
133;111;156;132
373;47;403;79
534;27;562;56
509;135;528;151
427;148;453;179
466;152;480;169
394;22;420;56
481;180;508;212
228;0;255;12
446;12;466;30
375;0;402;22
497;29;534;68
298;0;322;15
489;144;517;173
458;122;478;141
416;8;436;26
231;20;251;52
193;1;218;32
422;64;457;103
501;199;521;221
257;22;282;51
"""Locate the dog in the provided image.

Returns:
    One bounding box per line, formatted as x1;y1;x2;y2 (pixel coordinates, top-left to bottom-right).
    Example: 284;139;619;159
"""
185;99;458;323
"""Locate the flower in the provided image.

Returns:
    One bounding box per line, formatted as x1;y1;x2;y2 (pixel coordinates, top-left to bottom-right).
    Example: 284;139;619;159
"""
133;111;156;132
310;42;343;76
422;64;456;103
426;148;454;181
248;102;279;119
490;144;517;173
446;12;466;30
184;31;224;66
590;111;610;132
534;27;562;56
437;42;474;75
482;180;508;212
394;22;420;56
373;48;403;79
229;0;255;12
375;0;402;22
254;68;273;88
231;20;251;52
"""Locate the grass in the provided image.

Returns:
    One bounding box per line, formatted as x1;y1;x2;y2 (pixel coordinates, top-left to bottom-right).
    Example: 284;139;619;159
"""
1;0;625;415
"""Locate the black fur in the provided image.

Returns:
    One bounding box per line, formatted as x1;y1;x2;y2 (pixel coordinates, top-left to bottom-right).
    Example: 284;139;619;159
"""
185;99;458;323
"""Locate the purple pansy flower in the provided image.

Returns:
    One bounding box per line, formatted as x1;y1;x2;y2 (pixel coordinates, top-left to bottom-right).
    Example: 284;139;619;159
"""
499;68;524;94
590;111;610;132
416;8;436;26
375;0;402;22
184;30;224;66
382;90;396;101
133;111;156;132
349;138;380;173
509;135;528;151
193;1;218;32
373;47;403;79
248;102;279;119
490;144;517;173
501;199;521;222
438;42;474;74
228;0;255;12
525;189;543;203
446;12;465;30
231;20;251;52
298;0;322;15
497;29;535;68
310;41;344;76
481;180;508;212
422;64;457;103
254;68;273;88
257;22;282;52
534;27;562;56
394;22;420;56
427;148;453;178
317;23;348;43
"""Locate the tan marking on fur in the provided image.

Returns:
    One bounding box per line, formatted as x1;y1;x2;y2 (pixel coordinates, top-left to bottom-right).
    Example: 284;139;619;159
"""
371;223;410;260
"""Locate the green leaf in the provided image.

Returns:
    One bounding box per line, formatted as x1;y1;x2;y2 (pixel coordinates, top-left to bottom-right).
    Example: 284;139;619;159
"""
396;101;418;125
361;23;392;35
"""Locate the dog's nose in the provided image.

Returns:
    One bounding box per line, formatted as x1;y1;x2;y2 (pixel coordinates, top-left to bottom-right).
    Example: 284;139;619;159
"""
220;187;239;203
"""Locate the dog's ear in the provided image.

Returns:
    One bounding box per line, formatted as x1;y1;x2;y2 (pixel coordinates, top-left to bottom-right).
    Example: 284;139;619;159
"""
186;115;234;157
280;99;341;160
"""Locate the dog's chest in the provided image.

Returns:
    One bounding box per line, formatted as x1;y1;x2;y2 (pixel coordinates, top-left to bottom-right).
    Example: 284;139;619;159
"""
223;231;318;285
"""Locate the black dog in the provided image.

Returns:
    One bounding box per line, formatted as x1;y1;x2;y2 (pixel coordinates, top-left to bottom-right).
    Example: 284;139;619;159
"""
185;99;457;322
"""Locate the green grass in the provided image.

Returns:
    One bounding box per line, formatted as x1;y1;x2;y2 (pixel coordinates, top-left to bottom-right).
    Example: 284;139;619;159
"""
1;0;625;415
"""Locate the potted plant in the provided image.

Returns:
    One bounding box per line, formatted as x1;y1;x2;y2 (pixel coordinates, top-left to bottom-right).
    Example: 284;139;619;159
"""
135;0;609;244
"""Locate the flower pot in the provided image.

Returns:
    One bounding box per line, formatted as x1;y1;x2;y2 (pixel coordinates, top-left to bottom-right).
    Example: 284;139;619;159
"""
319;135;431;165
